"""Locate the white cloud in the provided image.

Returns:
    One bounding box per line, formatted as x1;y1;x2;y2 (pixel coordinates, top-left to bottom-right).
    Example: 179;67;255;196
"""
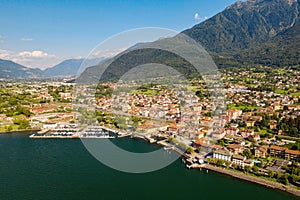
0;49;61;69
194;13;208;21
194;13;200;20
0;49;12;58
21;38;33;41
18;50;54;58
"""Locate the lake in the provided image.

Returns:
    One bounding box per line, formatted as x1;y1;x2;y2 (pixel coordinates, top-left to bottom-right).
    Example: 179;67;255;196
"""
0;132;297;200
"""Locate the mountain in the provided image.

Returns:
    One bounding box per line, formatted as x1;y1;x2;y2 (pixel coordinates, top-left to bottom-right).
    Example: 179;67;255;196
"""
78;0;300;82
43;58;101;78
43;59;83;78
0;58;103;79
183;0;300;55
235;21;300;66
0;59;43;79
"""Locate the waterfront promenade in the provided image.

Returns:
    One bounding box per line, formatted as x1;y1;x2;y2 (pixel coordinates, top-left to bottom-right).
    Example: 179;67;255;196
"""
200;164;300;197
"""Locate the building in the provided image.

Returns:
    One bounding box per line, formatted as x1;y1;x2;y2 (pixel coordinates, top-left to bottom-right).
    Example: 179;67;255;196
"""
167;124;180;134
212;129;226;140
225;127;239;136
246;121;255;127
240;129;254;138
227;144;244;155
285;149;300;161
269;145;286;157
244;159;254;167
195;131;205;139
43;123;57;129
269;145;300;161
232;155;246;167
248;134;260;142
213;150;232;162
254;146;268;158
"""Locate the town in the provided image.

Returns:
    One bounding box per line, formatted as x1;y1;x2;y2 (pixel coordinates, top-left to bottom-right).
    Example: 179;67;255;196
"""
0;66;300;187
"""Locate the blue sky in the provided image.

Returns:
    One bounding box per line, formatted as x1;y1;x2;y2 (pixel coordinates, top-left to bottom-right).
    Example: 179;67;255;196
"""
0;0;237;69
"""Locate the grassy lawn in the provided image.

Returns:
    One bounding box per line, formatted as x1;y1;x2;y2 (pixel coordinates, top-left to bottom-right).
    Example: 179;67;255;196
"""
291;92;300;97
259;128;271;134
275;89;288;94
227;104;259;111
133;89;162;96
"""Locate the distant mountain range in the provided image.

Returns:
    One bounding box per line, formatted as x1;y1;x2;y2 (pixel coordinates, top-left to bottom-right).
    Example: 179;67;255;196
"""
0;59;43;79
1;0;299;80
43;58;101;78
0;58;102;79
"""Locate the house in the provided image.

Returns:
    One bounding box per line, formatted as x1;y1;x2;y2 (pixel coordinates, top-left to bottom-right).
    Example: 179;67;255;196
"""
195;131;205;139
251;116;263;122
212;129;226;140
193;138;211;149
255;146;268;158
269;120;277;130
272;103;282;111
167;124;179;134
227;144;244;155
59;92;72;100
244;159;254;167
213;150;232;162
240;129;254;138
248;134;260;142
232;155;246;166
226;127;239;136
246;121;255;127
234;139;245;146
226;109;242;120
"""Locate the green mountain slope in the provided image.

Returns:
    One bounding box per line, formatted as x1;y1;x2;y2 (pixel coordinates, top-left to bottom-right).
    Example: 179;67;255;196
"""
183;0;299;54
234;21;300;66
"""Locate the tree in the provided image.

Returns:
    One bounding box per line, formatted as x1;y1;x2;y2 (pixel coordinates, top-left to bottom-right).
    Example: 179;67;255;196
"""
245;166;251;173
186;146;194;154
232;163;237;169
252;166;259;173
268;170;274;178
216;159;225;167
225;161;231;168
276;172;282;179
243;149;253;159
282;178;289;185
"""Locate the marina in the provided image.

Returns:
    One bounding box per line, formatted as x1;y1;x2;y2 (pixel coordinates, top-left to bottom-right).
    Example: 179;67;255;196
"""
29;126;116;139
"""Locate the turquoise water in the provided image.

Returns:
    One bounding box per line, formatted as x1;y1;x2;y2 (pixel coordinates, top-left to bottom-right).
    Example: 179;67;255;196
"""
0;132;297;200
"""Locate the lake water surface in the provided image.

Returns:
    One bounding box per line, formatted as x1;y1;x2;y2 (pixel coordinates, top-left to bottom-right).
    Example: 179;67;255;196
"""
0;132;297;200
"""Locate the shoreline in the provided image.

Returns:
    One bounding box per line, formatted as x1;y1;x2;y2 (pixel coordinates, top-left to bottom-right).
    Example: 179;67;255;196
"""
193;164;300;198
0;129;40;134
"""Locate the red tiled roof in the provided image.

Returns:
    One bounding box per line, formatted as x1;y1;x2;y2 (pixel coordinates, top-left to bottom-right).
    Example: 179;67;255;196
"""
270;145;287;151
285;149;300;155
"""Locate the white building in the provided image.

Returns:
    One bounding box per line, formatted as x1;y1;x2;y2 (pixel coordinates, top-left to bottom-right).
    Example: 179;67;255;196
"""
213;150;232;162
